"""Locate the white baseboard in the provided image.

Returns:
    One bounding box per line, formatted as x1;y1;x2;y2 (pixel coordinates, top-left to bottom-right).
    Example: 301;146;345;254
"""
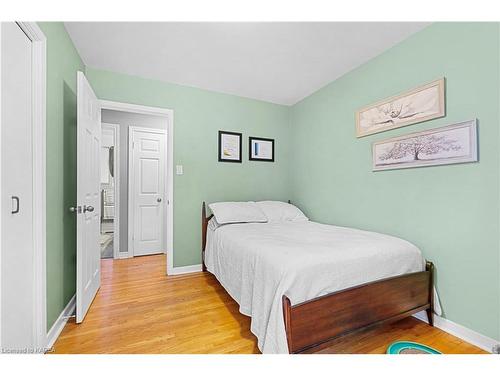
170;264;202;275
413;311;499;353
117;252;131;259
46;294;76;350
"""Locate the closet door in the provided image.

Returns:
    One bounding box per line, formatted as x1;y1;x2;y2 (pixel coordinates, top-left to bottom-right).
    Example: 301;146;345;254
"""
129;127;166;257
0;22;35;350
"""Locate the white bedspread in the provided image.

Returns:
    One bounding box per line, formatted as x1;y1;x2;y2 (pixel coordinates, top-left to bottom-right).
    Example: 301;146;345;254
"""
205;220;425;354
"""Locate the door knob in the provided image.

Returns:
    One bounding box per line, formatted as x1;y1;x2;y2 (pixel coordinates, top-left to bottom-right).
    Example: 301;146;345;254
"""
83;205;95;213
157;198;162;203
69;206;82;213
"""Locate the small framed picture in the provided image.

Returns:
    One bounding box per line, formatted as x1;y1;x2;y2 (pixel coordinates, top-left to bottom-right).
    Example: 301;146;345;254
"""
218;131;242;163
249;137;274;162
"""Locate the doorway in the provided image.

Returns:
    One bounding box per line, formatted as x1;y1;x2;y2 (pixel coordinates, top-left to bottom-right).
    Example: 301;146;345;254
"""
99;107;172;260
73;87;174;324
100;123;119;260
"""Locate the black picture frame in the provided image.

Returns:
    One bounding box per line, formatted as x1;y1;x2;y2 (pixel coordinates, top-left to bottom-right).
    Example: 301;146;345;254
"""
249;136;275;162
218;131;242;163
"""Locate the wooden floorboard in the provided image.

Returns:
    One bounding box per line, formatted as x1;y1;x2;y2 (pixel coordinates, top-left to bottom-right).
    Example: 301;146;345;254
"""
51;254;486;354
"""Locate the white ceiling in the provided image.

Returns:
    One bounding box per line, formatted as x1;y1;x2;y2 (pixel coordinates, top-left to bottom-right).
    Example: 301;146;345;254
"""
65;22;429;105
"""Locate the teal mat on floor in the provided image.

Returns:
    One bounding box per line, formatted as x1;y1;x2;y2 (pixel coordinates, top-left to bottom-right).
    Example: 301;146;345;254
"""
387;341;442;354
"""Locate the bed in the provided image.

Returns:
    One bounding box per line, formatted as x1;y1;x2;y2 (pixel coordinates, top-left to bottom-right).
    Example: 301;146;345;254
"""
201;201;434;354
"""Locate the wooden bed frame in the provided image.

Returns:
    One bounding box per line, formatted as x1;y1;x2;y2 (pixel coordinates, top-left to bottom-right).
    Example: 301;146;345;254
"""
201;202;434;353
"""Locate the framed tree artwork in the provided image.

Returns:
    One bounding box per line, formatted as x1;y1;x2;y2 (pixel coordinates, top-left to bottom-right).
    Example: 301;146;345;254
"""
249;137;274;162
372;120;478;171
356;78;445;137
218;131;242;163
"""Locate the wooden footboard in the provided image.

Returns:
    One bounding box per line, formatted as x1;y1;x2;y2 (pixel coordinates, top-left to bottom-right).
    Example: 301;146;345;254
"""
282;261;434;353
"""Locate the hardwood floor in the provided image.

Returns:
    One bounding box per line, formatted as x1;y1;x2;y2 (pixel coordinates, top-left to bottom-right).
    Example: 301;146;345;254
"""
52;254;486;354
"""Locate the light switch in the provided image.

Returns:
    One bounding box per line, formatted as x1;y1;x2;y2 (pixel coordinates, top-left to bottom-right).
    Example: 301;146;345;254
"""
176;165;184;175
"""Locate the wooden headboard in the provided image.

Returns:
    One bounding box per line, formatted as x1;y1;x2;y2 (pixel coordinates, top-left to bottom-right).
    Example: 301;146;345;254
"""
201;202;213;272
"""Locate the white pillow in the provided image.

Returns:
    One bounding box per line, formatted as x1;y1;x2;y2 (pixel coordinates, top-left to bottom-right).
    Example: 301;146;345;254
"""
208;201;268;225
207;216;221;231
256;201;308;223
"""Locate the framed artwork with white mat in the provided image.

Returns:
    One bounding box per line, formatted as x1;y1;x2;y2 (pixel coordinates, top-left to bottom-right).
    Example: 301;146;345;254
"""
249;136;274;162
218;130;242;163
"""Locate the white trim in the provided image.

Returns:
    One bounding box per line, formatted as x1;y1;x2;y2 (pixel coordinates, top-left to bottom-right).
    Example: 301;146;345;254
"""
128;126;168;258
101;123;120;260
0;20;3;351
0;22;2;350
0;22;47;350
166;111;174;275
0;21;3;351
100;100;172;117
127;128;133;257
46;295;76;351
413;311;500;353
170;264;203;275
21;21;47;351
100;100;174;274
117;252;132;259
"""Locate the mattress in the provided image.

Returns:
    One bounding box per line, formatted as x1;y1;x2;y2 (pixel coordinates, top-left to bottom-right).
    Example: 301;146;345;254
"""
204;220;425;354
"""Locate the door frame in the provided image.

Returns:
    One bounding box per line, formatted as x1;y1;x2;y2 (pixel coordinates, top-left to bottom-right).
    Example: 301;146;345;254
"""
0;22;47;349
99;100;174;275
100;123;120;260
128;126;167;258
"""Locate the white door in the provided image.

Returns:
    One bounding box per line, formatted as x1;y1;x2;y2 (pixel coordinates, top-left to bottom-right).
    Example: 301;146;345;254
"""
0;22;35;350
76;71;101;323
130;128;166;256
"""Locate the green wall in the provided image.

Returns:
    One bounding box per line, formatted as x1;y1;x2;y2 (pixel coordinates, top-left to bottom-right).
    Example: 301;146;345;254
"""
38;22;85;329
85;68;291;267
290;23;500;341
40;22;499;342
39;22;290;331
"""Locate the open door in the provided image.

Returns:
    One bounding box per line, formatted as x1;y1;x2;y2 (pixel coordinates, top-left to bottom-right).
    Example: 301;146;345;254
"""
76;71;101;323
